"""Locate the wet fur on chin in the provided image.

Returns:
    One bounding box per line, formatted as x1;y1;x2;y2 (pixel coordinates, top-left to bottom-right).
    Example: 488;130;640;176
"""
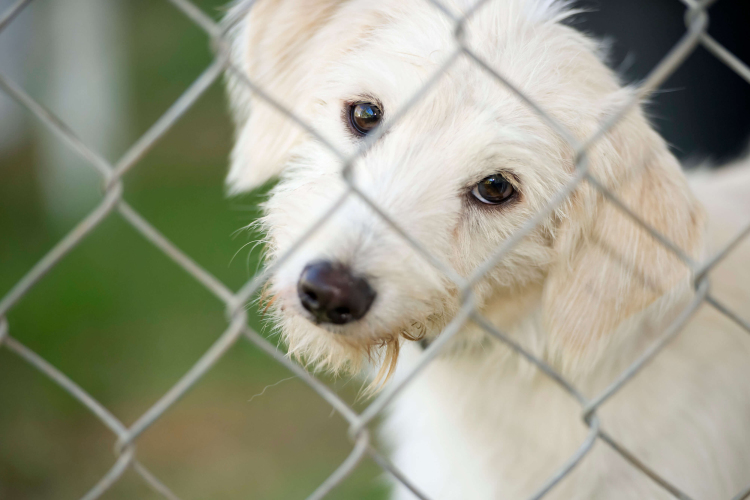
260;284;455;390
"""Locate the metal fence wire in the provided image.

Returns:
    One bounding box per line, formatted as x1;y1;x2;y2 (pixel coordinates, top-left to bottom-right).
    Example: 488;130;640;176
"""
1;0;749;498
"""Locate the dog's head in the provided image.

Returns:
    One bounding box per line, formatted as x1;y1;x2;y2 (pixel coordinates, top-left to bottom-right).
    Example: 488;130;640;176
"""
225;0;705;377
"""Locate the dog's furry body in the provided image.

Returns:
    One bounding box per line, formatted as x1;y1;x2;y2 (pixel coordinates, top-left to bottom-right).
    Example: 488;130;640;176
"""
223;0;750;498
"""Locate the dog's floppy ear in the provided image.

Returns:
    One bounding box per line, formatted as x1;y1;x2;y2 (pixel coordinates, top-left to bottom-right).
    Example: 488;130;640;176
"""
542;102;706;371
223;0;347;194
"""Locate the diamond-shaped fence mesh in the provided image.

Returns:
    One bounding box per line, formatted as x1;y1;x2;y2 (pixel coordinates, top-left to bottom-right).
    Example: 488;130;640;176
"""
1;0;749;499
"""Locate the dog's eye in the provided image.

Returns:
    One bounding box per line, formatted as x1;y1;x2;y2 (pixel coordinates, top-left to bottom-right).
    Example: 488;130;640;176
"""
349;102;382;136
471;175;516;204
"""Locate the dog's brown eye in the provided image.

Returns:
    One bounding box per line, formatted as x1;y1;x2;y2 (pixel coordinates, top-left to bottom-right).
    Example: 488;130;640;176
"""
349;102;382;136
471;175;515;204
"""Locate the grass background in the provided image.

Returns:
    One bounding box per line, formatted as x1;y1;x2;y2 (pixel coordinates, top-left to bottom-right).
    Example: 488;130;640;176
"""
0;1;388;498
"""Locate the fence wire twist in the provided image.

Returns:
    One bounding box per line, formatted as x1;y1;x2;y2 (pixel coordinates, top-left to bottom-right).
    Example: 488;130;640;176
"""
1;0;749;499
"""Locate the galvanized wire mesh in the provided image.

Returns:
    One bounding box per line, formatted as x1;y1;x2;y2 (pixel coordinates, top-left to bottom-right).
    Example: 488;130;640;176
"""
1;0;749;499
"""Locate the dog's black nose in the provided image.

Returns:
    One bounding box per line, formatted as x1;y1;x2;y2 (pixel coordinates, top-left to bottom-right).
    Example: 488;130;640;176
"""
297;261;375;325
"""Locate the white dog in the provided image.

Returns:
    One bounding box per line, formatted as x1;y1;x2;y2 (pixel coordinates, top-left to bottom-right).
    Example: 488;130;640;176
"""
223;0;750;498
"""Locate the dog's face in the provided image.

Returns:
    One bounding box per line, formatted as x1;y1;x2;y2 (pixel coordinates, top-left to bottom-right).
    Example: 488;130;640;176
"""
225;0;705;375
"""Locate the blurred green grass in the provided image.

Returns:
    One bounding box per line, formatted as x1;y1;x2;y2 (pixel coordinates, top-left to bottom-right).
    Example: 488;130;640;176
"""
0;1;388;499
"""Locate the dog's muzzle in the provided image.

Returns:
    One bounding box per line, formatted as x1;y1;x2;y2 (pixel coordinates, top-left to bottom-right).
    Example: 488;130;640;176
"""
297;261;376;325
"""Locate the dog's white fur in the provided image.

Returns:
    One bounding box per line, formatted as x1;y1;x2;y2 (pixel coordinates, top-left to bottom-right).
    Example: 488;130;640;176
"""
223;0;750;498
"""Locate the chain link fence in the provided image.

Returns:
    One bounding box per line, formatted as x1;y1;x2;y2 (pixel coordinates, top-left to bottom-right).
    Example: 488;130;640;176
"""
1;0;749;498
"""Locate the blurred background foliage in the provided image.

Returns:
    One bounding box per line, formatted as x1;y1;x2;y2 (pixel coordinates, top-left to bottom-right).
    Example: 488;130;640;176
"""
0;1;387;498
0;0;748;499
